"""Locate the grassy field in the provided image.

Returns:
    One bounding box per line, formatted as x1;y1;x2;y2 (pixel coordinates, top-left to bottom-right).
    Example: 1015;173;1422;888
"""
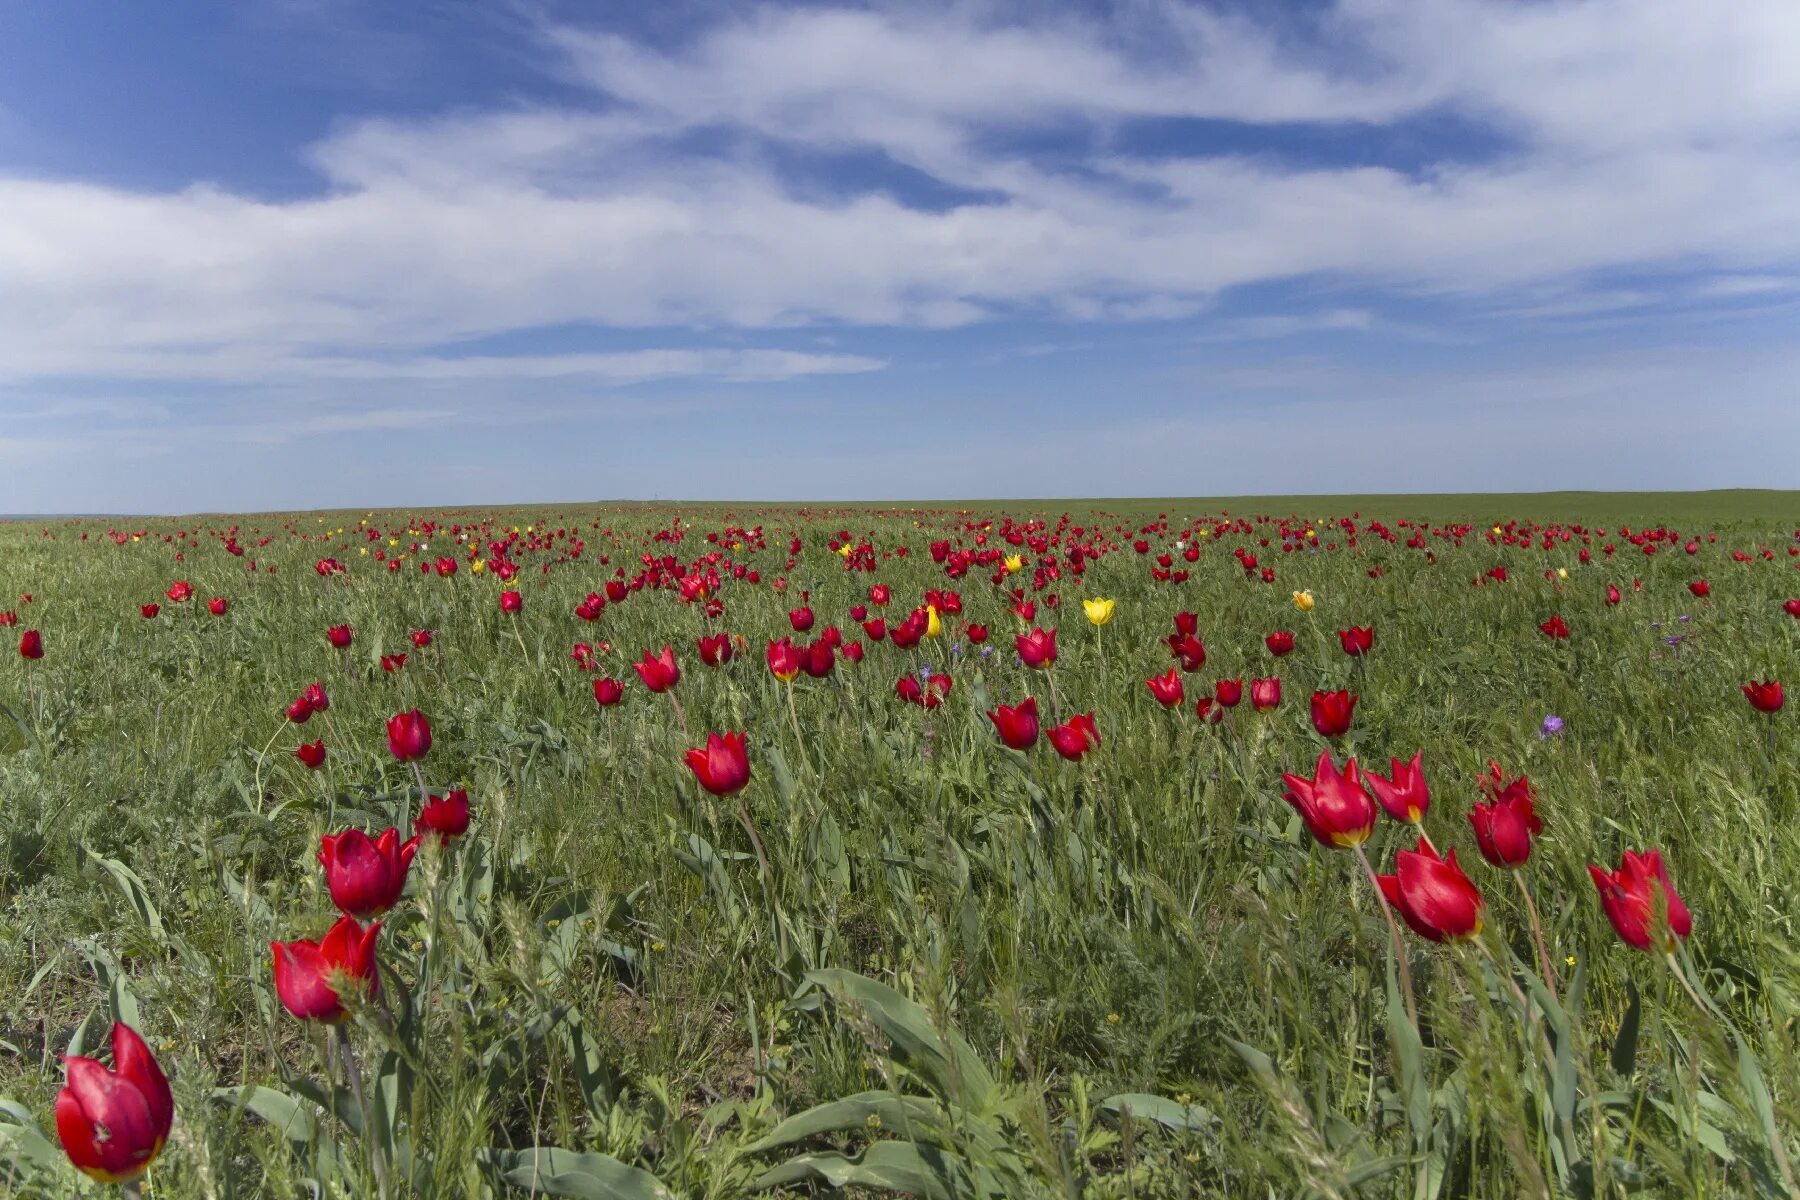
0;494;1796;1198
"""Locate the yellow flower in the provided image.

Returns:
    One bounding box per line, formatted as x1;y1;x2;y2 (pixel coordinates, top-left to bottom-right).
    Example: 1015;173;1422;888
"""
837;543;852;558
1003;554;1024;574
470;558;487;574
1082;598;1116;626
1293;589;1315;612
359;547;368;556
1557;567;1568;579
1105;1012;1121;1026
925;605;942;637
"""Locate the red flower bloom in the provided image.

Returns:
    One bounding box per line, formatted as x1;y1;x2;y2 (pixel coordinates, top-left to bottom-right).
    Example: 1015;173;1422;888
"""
1048;711;1100;761
1214;678;1243;708
1337;626;1374;657
1469;788;1539;868
1364;751;1429;824
1280;751;1378;848
416;789;471;843
697;632;734;666
1173;611;1199;636
1743;680;1784;712
55;1022;173;1184
965;622;989;645
801;639;835;678
896;673;952;709
988;696;1040;750
208;597;228;616
686;731;750;795
1589;849;1692;951
386;709;432;762
326;624;353;648
319;827;418;917
500;590;523;614
1606;584;1622;606
381;653;407;673
633;645;680;692
301;681;328;713
839;639;865;663
1167;633;1207;672
166;580;192;602
140;603;160;619
1265;630;1295;656
1377;840;1485;943
766;637;802;682
271;914;381;1022
592;676;624;707
1309;690;1357;738
1250;677;1281;712
0;611;15;627
1145;669;1184;707
18;629;42;660
410;629;434;648
1540;614;1570;639
1015;627;1058;668
295;739;327;769
862;617;888;642
869;584;891;606
1688;579;1710;598
1785;598;1800;619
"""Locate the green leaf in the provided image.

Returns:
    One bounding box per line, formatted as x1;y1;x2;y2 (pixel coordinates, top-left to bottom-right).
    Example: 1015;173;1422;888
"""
481;1147;675;1199
741;1091;947;1154
211;1084;321;1145
752;1141;975;1199
1098;1093;1218;1133
804;968;997;1112
84;849;165;942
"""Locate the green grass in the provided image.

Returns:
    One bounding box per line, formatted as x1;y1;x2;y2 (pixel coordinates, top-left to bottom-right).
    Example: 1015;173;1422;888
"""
0;498;1796;1198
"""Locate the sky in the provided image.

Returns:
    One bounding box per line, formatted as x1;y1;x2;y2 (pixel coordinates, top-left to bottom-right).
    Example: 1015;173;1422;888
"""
1;0;1797;512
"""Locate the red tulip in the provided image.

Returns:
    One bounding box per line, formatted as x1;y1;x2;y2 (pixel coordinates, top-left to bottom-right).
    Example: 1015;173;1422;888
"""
685;731;750;795
1167;633;1207;672
140;603;160;619
869;584;891;606
789;606;815;633
766;637;802;682
385;709;432;762
1309;690;1357;738
319;827;418;917
271;914;381;1022
301;681;329;713
1540;614;1570;639
988;696;1040;750
1214;678;1243;708
166;580;192;603
1145;669;1185;708
410;629;434;648
965;622;988;644
1688;579;1710;598
801;639;835;678
0;611;15;627
500;590;523;614
327;624;353;649
1364;751;1429;824
1280;751;1377;848
1015;627;1058;668
592;676;624;707
896;673;952;709
416;789;470;843
1589;849;1692;951
1377;840;1485;943
1785;598;1800;619
633;645;680;692
208;597;228;616
1337;626;1374;657
380;653;407;673
18;628;42;660
1265;630;1295;657
697;632;734;666
1469;789;1539;868
1048;711;1099;761
1194;696;1219;724
1173;611;1199;636
839;639;865;663
1743;680;1784;713
1250;676;1281;712
862;617;888;642
295;739;327;769
1606;584;1622;606
54;1022;173;1183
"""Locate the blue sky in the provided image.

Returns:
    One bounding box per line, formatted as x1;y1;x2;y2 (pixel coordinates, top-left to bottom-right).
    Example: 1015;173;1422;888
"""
2;0;1797;511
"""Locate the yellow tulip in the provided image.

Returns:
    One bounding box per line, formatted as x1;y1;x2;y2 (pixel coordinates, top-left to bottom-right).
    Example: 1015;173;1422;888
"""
1557;567;1568;579
1003;554;1024;574
1293;590;1315;612
837;543;852;558
925;606;942;637
1083;598;1116;626
471;559;487;575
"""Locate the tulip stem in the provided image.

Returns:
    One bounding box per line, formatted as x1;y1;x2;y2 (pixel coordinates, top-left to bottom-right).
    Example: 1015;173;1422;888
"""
251;722;286;815
410;761;428;834
337;1030;390;1199
668;692;690;737
734;792;772;883
511;615;531;670
1513;873;1559;991
1354;844;1419;1028
785;683;816;777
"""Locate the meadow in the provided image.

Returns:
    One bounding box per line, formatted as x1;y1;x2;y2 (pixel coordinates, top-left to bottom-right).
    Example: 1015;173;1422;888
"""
0;494;1796;1198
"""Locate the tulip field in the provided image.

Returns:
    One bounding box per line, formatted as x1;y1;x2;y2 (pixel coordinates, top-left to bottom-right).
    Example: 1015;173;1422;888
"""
1;494;1799;1199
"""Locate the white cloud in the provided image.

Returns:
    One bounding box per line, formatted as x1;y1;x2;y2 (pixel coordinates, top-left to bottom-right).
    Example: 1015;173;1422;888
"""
0;0;1798;397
